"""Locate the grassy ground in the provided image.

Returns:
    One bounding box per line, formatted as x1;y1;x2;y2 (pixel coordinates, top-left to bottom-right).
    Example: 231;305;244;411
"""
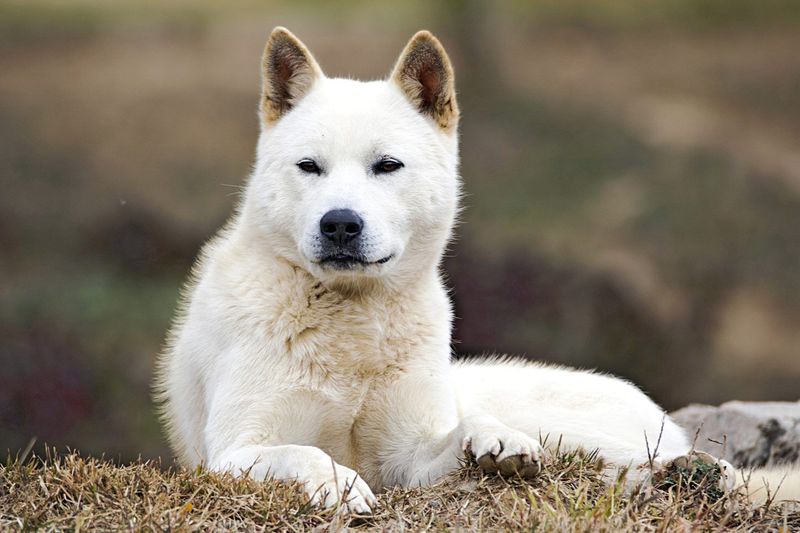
2;450;797;531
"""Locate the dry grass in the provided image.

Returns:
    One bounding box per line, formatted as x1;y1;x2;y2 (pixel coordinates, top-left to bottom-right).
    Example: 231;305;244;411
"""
2;449;797;531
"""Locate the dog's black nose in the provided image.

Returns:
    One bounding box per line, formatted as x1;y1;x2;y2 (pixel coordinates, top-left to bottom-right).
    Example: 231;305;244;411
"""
319;209;363;245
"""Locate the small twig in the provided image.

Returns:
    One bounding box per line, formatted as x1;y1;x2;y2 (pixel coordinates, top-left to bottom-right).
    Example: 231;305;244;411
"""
18;437;37;465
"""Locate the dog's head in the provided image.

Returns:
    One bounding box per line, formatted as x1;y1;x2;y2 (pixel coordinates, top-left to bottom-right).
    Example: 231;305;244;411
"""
242;28;460;287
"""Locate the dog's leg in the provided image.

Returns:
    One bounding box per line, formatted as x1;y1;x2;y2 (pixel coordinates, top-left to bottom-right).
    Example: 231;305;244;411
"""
356;369;543;489
211;444;377;513
200;367;378;513
384;411;544;488
452;360;692;466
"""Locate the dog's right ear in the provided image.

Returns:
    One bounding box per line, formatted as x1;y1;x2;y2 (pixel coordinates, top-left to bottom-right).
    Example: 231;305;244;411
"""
260;27;324;125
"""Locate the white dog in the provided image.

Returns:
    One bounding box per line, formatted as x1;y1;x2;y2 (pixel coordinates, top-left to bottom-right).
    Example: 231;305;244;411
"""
155;28;798;513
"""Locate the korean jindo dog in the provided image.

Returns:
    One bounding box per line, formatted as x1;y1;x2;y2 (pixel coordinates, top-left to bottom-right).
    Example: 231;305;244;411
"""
155;27;798;513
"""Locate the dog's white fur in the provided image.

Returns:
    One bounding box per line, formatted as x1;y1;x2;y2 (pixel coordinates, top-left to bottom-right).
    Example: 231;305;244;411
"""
155;28;798;512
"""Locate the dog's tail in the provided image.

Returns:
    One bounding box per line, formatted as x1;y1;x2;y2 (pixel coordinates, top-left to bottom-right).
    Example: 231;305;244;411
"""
739;466;800;506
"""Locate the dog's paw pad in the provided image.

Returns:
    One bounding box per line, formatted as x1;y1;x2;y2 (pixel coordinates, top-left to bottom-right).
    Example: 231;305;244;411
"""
497;453;541;478
477;452;499;474
466;429;543;479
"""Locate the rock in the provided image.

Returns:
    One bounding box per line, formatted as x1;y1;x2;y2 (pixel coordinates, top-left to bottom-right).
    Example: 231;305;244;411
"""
670;401;800;468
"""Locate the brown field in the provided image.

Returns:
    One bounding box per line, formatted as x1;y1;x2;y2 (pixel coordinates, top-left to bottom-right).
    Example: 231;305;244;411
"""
2;450;797;531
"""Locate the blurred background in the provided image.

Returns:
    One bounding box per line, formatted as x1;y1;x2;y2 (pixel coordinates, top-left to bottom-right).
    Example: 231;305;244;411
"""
2;0;799;462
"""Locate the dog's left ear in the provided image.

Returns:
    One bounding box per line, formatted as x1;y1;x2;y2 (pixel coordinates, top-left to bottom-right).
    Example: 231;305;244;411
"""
390;31;459;132
261;27;324;125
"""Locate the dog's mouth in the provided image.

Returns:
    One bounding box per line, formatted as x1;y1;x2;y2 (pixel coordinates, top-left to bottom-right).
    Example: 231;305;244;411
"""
318;253;394;270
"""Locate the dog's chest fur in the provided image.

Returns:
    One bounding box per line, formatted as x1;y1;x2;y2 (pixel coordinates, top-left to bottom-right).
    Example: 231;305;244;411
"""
235;262;445;467
270;270;419;379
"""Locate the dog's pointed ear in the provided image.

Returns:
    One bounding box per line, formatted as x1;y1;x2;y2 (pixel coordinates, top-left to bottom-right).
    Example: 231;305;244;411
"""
261;27;324;125
390;31;459;132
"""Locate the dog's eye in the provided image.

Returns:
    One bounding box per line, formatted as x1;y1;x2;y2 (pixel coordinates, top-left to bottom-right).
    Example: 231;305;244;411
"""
296;159;321;175
373;157;404;174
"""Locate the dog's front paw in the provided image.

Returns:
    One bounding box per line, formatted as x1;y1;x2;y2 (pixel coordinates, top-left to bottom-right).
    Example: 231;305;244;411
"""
462;425;543;478
304;462;377;514
227;445;377;514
